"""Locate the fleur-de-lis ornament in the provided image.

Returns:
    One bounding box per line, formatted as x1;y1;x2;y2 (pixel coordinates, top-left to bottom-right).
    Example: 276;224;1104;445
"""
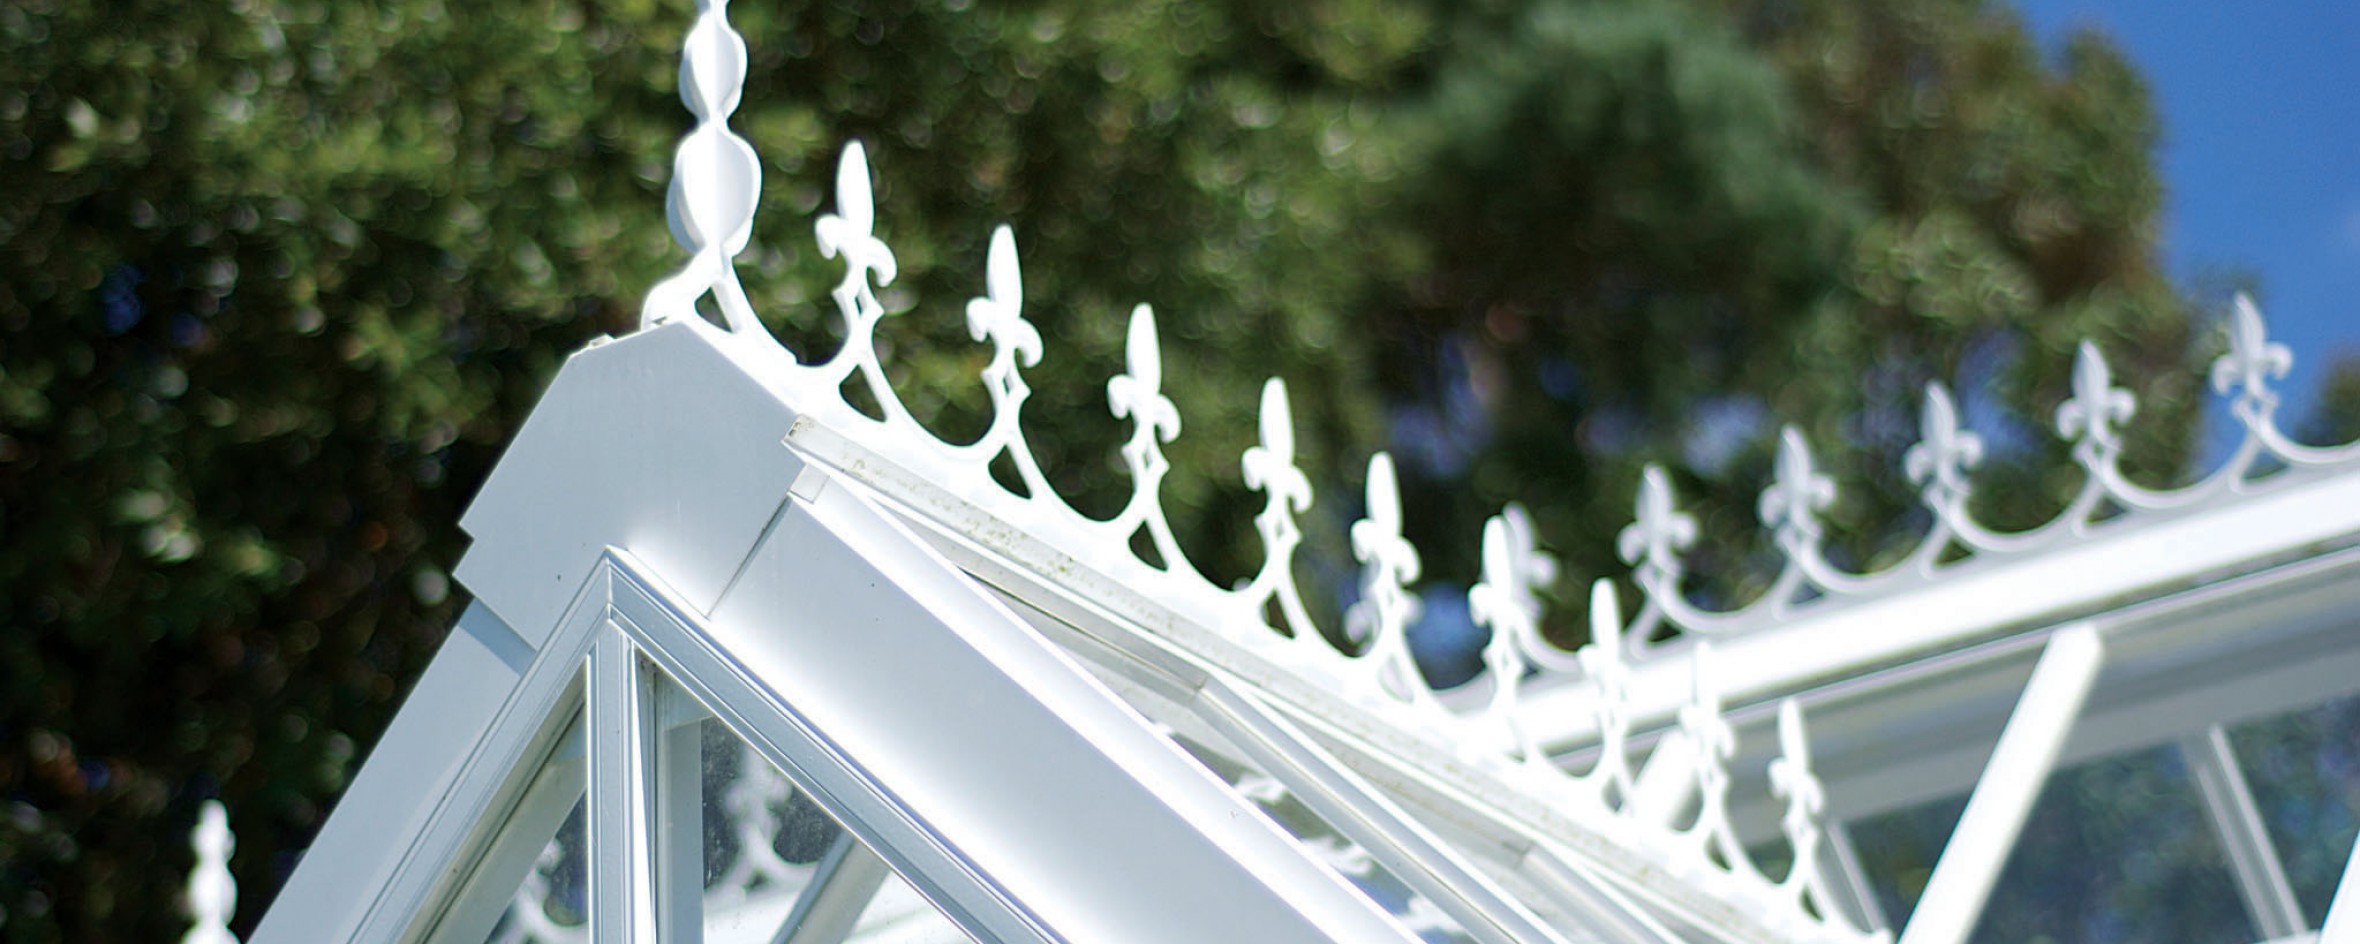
1617;465;1697;588
1498;505;1559;628
1109;305;1182;494
1767;699;1826;888
1347;454;1429;705
967;226;1042;393
1903;382;1984;505
1678;642;1736;831
1578;581;1635;799
1472;513;1545;762
1759;426;1836;551
1108;304;1189;569
2055;341;2137;465
965;225;1034;406
814;142;899;303
2210;293;2293;424
1244;379;1322;649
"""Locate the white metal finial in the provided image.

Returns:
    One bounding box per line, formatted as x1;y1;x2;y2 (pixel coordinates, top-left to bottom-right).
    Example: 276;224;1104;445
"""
1759;425;1836;549
1904;382;1984;504
1347;453;1431;707
2055;340;2137;463
815;142;898;295
642;0;762;333
1618;465;1697;589
1243;378;1322;651
1109;305;1186;553
1678;642;1737;838
1769;699;1826;886
1473;514;1540;762
1578;580;1636;799
2212;293;2294;423
1108;304;1180;448
182;801;239;944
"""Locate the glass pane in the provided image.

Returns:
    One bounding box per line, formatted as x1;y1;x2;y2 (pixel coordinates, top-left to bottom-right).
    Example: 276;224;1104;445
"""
1167;732;1478;943
2230;690;2360;925
1847;744;2249;943
482;796;588;944
845;871;978;944
696;715;847;938
667;698;980;944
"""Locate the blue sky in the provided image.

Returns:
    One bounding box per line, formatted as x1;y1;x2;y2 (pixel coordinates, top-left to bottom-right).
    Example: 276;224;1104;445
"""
2012;0;2360;434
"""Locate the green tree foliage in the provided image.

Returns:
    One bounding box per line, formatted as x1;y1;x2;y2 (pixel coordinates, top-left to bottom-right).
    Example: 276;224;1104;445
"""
0;0;2297;938
1379;0;2203;614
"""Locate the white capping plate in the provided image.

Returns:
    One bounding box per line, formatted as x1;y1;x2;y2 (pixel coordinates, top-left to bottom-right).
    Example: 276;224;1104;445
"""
456;319;804;644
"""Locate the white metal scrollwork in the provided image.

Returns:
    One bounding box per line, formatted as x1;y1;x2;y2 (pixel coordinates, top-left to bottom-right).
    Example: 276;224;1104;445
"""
624;2;2360;939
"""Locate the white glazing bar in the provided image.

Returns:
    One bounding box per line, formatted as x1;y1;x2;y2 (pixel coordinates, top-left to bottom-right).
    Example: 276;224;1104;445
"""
2181;725;2307;939
1821;819;1892;935
604;527;1410;944
2320;832;2360;943
1898;623;2104;944
1625;731;1698;828
772;833;893;944
1517;844;1687;944
254;602;545;944
418;712;587;944
655;684;708;943
589;628;658;944
1194;676;1580;944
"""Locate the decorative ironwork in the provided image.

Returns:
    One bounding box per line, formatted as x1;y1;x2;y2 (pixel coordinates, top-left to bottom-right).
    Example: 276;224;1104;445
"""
618;2;2360;938
1346;454;1434;711
1615;302;2360;645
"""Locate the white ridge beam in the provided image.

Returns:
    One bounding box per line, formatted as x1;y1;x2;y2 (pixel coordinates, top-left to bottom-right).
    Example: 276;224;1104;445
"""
607;461;1420;944
1899;623;2104;944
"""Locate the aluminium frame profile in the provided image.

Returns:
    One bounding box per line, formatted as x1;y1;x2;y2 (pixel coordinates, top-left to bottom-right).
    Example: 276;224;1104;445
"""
263;516;1424;942
820;435;1848;944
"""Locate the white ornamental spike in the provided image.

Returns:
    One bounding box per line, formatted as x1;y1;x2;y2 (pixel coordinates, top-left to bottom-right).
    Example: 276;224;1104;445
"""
1473;514;1541;763
1577;580;1636;800
962;225;1052;497
182;800;239;944
1903;382;1983;506
1677;642;1746;871
812;143;916;428
641;0;762;333
1768;699;1827;893
1346;453;1434;710
1497;503;1578;671
1758;425;1836;553
814;142;899;301
2055;340;2137;468
1616;465;1697;603
2212;293;2293;424
1242;378;1323;651
1109;304;1190;570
